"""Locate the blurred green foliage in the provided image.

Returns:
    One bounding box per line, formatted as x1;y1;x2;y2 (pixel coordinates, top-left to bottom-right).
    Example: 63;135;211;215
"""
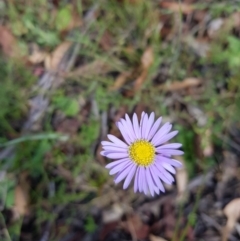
52;95;80;117
84;216;97;233
0;58;36;138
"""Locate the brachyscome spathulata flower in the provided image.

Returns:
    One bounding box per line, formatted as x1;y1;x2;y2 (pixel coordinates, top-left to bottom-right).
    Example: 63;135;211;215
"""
101;112;183;196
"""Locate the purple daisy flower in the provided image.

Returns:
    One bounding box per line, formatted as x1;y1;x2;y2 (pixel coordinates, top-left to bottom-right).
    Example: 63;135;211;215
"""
101;112;183;196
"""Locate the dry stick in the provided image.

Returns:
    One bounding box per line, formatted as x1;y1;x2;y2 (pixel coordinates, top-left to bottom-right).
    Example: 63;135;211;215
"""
127;215;138;241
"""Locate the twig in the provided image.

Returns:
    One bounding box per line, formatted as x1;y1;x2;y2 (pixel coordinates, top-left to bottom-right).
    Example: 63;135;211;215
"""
127;215;137;241
0;133;68;148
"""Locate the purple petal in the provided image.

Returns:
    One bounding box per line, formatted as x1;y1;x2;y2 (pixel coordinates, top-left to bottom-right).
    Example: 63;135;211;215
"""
105;152;129;159
138;167;144;192
102;150;126;156
123;164;137;189
156;149;184;156
151;123;172;146
149;167;165;192
156;164;174;182
162;162;176;174
125;114;137;139
100;151;107;156
146;168;155;196
107;134;128;148
158;156;182;168
134;167;140;192
157;143;182;149
143;112;155;139
142;169;148;195
120;118;135;142
154;131;178;146
140;112;145;124
154;186;160;195
148;117;162;140
105;158;131;169
109;160;131;175
141;114;149;139
117;121;131;144
133;113;140;139
114;163;134;183
139;112;146;137
101;141;128;149
153;163;174;184
103;145;128;153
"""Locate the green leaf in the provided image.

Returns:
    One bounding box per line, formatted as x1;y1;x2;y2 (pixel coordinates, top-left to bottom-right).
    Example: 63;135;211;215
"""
84;216;97;233
4;179;15;208
55;5;72;31
36;29;59;46
64;99;79;117
53;96;80;117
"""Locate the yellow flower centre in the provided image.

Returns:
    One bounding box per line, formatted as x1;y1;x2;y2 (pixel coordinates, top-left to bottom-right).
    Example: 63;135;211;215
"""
128;140;155;167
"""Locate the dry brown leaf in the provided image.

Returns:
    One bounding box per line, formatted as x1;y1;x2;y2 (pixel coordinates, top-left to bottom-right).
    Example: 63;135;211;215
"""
29;51;47;64
159;78;202;91
28;44;47;64
201;129;213;157
0;25;20;58
160;2;194;14
109;71;132;91
68;60;113;78
12;173;30;219
134;70;148;91
103;203;124;223
222;198;240;241
175;157;188;203
230;12;240;28
56;118;80;135
100;31;114;51
52;0;60;7
134;47;154;91
149;234;168;241
122;214;149;240
45;41;72;71
141;47;154;70
13;186;28;217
